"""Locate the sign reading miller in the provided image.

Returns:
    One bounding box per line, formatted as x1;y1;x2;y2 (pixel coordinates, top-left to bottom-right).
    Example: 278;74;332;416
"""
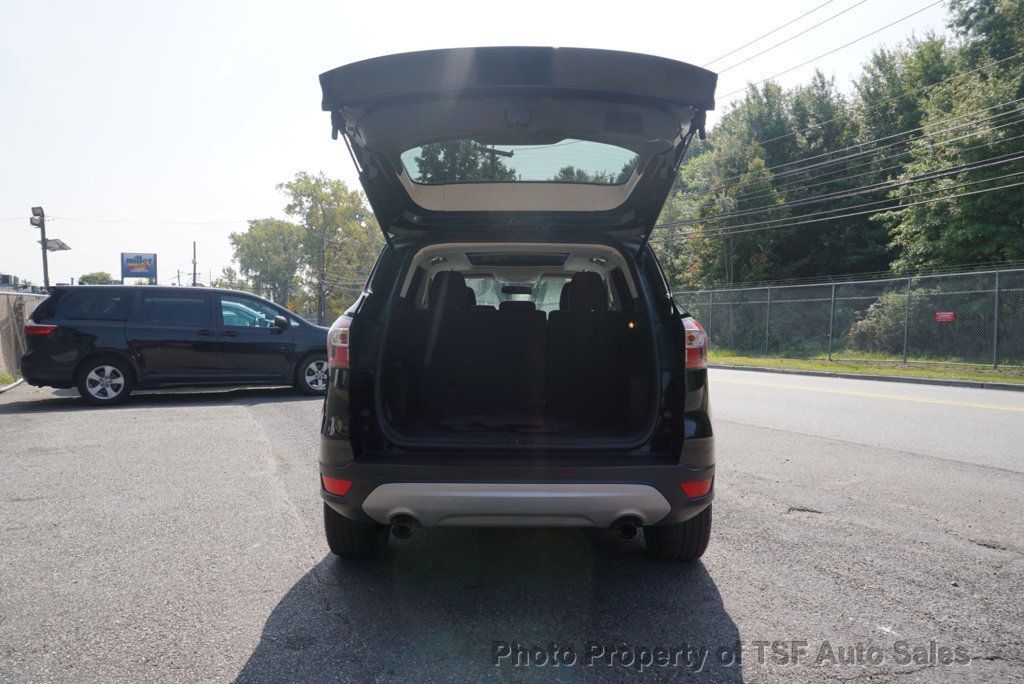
120;252;158;281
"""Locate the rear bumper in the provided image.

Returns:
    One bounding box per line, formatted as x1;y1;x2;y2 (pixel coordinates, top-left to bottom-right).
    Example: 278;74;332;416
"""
362;482;672;527
19;354;76;388
320;452;714;528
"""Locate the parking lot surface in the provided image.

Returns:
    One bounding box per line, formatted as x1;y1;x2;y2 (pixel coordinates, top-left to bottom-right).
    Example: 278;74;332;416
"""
1;369;1021;681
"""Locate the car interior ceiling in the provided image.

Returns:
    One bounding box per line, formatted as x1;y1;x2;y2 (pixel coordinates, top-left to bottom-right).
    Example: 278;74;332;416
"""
380;245;656;438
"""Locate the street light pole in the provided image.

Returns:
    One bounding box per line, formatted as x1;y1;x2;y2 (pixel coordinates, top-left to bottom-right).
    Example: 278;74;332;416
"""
30;207;49;290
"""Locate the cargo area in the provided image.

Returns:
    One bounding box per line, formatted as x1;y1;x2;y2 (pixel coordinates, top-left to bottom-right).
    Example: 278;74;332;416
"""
377;244;659;443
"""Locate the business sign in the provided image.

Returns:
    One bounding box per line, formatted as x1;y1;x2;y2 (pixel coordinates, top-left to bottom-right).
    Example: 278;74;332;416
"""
121;253;158;279
934;311;956;323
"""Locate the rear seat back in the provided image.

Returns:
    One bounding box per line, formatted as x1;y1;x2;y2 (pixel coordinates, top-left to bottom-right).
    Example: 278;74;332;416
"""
548;272;632;426
410;271;546;421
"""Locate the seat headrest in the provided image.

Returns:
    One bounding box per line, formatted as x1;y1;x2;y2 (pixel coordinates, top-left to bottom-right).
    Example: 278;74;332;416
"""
428;271;469;309
463;286;477;307
499;300;536;312
567;272;608;311
559;282;572;310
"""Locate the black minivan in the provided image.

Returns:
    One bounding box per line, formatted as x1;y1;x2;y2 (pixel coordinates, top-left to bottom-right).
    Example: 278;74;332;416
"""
21;286;329;404
317;47;718;562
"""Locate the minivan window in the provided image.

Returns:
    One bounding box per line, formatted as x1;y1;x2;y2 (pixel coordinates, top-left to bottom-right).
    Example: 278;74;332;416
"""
55;291;131;321
138;294;211;326
220;295;281;328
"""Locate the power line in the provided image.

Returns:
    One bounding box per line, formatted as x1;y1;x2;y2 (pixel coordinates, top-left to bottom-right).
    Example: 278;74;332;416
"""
49;216;249;225
659;150;1024;229
728;125;1024;206
660;164;1024;235
702;0;842;67
717;0;870;74
700;98;1024;194
655;174;1024;244
759;99;1024;178
717;0;944;100
753;49;1024;147
674;258;1024;290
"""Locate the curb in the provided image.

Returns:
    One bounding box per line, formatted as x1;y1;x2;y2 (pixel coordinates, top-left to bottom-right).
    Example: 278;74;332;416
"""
708;364;1024;393
0;378;24;394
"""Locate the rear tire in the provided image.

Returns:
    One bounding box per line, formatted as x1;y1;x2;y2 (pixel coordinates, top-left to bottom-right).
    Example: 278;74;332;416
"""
76;357;134;406
323;503;389;559
295;353;329;395
644;505;712;562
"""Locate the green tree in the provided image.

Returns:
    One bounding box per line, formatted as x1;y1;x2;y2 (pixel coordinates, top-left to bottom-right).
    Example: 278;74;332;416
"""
949;0;1024;62
551;159;636;184
78;271;113;285
211;265;250;291
882;65;1024;269
412;140;518;183
277;171;383;317
229;219;305;305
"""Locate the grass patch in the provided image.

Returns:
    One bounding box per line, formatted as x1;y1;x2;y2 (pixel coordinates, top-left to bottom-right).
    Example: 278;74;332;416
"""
0;372;16;387
708;352;1024;385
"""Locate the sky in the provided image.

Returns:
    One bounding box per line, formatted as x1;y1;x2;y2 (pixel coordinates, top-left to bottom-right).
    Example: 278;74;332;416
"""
0;0;952;286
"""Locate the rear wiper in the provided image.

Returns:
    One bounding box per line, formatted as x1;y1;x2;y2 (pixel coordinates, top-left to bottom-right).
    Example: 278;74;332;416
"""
473;144;514;158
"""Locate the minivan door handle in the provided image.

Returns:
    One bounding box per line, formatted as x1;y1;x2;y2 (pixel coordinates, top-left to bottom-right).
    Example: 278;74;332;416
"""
197;329;214;336
221;330;238;337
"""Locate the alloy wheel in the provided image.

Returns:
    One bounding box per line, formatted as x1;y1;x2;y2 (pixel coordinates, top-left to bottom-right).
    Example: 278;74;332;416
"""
304;359;328;391
85;365;125;401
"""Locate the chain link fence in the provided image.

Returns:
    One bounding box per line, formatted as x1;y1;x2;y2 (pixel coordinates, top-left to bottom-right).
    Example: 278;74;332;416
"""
675;268;1024;368
0;292;45;384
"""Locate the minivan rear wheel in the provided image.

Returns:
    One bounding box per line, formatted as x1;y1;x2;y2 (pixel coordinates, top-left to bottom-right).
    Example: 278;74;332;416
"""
76;358;134;406
644;505;712;562
324;503;389;559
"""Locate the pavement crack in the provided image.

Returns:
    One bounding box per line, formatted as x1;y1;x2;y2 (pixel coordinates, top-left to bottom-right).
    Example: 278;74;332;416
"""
787;506;824;515
969;538;1008;551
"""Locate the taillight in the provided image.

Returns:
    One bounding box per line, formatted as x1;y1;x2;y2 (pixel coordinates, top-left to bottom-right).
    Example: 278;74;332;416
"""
24;323;58;336
321;476;354;496
683;317;707;369
680;478;713;498
327;315;352;368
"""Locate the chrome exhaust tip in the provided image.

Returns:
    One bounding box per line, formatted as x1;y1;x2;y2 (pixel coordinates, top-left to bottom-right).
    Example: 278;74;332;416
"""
612;516;640;540
390;514;418;539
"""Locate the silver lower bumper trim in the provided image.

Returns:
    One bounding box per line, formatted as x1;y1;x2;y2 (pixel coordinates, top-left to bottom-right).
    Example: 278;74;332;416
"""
361;482;671;527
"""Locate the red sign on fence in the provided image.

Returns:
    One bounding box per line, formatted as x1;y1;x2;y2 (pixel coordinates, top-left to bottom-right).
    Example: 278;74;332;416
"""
934;311;956;323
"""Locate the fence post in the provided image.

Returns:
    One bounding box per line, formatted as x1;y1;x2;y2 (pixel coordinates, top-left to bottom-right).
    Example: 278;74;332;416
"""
901;276;911;365
764;287;772;356
827;283;836;362
992;271;1001;369
707;290;713;338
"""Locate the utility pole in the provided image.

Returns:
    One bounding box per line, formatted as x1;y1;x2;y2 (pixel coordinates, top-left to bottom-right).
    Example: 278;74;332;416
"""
176;269;182;286
192;241;197;287
30;207;49;290
317;232;327;325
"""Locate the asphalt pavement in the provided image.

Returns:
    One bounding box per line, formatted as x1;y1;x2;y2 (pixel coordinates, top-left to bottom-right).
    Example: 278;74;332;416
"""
0;369;1021;682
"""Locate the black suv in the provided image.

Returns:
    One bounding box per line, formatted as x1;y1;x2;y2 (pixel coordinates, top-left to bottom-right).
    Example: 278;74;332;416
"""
21;286;329;404
318;47;717;562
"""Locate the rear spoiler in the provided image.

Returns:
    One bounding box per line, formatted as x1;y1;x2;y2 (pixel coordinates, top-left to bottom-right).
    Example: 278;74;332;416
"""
320;47;717;138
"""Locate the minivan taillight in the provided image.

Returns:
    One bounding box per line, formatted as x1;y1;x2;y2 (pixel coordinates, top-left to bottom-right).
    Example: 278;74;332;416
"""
24;323;58;336
327;315;352;368
683;317;707;369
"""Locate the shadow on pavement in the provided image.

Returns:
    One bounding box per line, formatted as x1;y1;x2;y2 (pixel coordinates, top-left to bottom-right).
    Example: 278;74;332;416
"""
0;385;316;414
237;528;741;681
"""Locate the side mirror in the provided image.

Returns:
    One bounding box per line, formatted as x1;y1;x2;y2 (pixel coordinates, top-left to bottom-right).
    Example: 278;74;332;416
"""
271;315;289;331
